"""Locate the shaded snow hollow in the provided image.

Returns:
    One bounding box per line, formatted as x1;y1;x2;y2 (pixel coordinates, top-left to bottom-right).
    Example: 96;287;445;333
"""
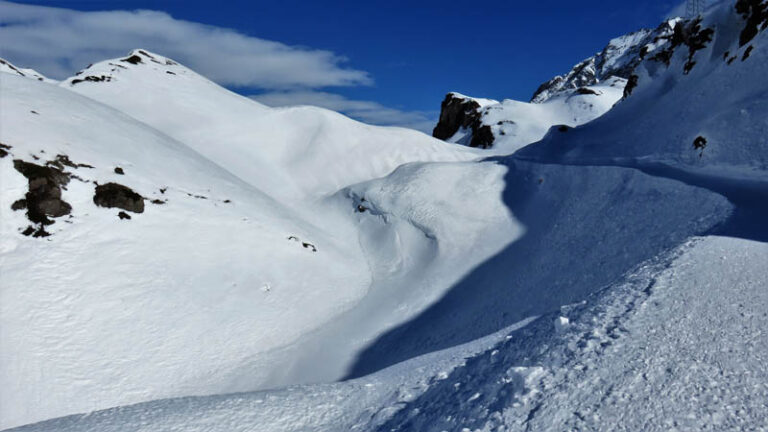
2;0;768;430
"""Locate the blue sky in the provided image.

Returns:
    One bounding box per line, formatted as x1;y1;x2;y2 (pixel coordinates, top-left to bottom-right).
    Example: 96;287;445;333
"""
1;0;683;131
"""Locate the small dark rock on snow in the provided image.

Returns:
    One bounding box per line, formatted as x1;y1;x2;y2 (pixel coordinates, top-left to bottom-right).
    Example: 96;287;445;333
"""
93;182;144;213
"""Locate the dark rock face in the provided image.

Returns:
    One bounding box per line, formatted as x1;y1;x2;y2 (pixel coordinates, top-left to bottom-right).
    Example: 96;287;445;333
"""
575;87;600;96
432;93;497;149
0;143;11;158
70;75;112;85
649;18;714;75
13;159;72;236
735;0;768;47
94;183;144;213
472;125;495;149
121;55;143;65
623;75;640;99
432;93;484;141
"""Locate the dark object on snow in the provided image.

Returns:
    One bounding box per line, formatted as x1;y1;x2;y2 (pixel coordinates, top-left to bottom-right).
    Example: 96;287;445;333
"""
150;199;165;205
693;136;707;150
623;75;640;98
575;87;599;95
13;159;72;224
93;182;144;213
118;211;132;220
432;93;495;149
121;55;143;65
114;167;125;175
70;75;112;85
11;199;27;211
302;242;317;252
30;110;39;115
46;154;93;170
357;204;368;213
735;0;768;47
0;142;11;158
743;45;754;61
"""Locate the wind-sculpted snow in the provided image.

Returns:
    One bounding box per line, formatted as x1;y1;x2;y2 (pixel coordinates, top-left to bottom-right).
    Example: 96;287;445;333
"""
1;1;767;430
346;158;732;377
0;74;372;429
60;49;478;203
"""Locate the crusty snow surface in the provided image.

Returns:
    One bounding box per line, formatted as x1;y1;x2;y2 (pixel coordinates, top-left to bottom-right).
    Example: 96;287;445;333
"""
2;0;768;430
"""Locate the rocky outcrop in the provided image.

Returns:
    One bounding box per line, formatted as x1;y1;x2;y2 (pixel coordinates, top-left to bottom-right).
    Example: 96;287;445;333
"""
93;183;144;213
433;94;484;141
530;20;678;103
12;160;72;237
432;93;497;149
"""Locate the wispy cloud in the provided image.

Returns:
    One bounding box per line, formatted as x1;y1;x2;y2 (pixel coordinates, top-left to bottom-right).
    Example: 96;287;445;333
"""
251;91;437;133
0;1;371;89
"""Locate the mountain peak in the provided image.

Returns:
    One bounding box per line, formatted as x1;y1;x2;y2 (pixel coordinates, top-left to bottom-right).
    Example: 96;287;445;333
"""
61;49;191;87
0;57;57;83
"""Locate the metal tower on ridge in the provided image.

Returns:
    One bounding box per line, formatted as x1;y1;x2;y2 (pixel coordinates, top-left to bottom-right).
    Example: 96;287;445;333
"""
686;0;705;18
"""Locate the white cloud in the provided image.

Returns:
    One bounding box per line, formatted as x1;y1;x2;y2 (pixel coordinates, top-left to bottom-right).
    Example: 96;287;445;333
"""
0;1;371;89
252;91;437;133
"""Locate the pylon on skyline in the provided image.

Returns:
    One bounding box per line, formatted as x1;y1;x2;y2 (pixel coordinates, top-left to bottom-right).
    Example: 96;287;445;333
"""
686;0;705;17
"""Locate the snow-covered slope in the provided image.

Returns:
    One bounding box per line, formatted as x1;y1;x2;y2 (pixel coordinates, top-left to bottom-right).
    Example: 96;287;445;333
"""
13;236;768;432
0;57;57;84
432;79;625;154
530;19;678;103
431;18;681;153
0;73;375;429
59;50;478;203
520;3;768;174
2;0;767;430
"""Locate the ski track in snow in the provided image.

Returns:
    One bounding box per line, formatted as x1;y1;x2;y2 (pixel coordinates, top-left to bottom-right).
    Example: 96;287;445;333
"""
376;236;768;432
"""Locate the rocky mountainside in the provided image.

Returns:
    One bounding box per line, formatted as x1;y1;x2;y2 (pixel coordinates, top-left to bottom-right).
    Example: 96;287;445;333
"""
431;18;681;152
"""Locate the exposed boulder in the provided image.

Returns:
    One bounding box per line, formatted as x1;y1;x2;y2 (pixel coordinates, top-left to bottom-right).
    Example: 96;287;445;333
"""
432;93;485;141
13;159;72;236
93;183;144;213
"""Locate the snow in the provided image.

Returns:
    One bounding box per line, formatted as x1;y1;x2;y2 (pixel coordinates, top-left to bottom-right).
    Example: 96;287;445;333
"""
12;236;767;432
2;1;767;430
0;74;369;428
479;77;626;154
0;57;57;83
59;49;480;203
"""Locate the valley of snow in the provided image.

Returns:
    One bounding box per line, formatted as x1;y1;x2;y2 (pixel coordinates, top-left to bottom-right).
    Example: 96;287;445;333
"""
2;0;768;430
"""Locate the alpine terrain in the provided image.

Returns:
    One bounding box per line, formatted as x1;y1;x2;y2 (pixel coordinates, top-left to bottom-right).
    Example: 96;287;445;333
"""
1;0;767;431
